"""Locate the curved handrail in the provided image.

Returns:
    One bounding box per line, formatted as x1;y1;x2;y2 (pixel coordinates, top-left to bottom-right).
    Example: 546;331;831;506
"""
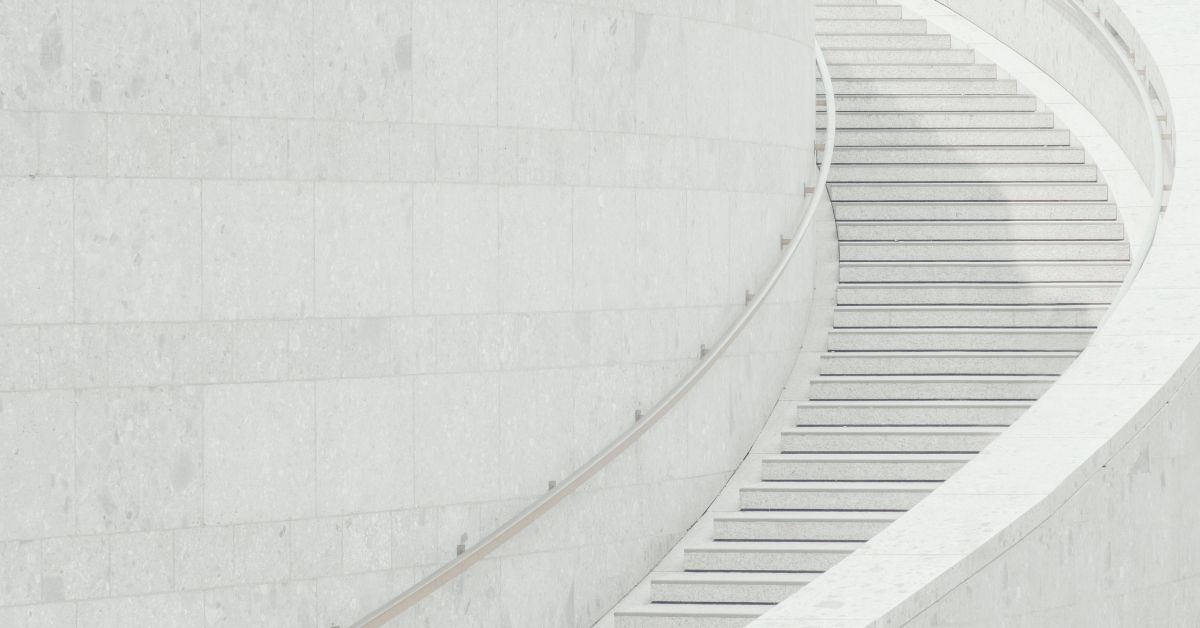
349;43;837;628
1064;0;1168;321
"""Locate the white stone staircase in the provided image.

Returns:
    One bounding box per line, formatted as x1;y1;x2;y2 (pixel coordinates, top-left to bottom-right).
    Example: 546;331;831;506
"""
607;1;1130;626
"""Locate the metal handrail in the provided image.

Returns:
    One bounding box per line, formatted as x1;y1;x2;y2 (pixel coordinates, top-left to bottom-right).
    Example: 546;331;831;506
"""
349;43;837;628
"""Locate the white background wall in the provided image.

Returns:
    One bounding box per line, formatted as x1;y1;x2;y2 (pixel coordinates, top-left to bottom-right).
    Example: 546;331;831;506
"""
0;1;816;626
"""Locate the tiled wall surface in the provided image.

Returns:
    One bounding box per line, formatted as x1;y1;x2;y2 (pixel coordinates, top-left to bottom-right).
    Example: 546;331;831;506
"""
0;0;815;626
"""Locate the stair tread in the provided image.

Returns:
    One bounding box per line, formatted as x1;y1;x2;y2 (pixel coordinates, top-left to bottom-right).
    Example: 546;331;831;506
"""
739;485;936;499
761;452;974;463
615;604;765;618
715;510;907;521
841;260;1119;267
833;304;1108;318
798;399;1030;407
781;425;1005;434
651;572;818;584
828;326;1093;333
812;374;1056;380
838;281;1121;287
821;349;1078;357
684;540;864;553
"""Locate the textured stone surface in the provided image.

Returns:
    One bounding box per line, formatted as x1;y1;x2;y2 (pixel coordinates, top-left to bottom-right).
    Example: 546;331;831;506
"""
0;0;814;625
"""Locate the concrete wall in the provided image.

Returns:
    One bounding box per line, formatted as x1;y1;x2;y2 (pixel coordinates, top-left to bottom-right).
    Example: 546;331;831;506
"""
0;1;816;626
905;351;1200;627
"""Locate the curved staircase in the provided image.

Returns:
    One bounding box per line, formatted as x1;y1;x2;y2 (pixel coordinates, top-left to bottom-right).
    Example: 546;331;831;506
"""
609;1;1130;626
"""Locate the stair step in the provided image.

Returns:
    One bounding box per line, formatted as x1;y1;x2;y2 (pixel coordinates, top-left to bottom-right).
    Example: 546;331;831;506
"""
834;282;1122;306
649;571;815;605
714;510;903;541
827;63;997;79
833;201;1112;220
830;183;1109;203
838;282;1120;305
828;164;1096;183
826;328;1093;351
820;128;1071;146
820;112;1054;129
614;604;763;628
816;5;903;20
779;426;1002;452
819;34;952;49
817;0;882;5
823;48;976;65
817;19;928;35
682;541;861;572
837;219;1122;240
796;400;1029;426
831;147;1086;165
739;481;935;511
832;304;1107;327
821;77;1018;95
760;453;971;482
819;351;1078;375
808;375;1054;401
840;240;1130;262
821;93;1036;112
839;261;1128;283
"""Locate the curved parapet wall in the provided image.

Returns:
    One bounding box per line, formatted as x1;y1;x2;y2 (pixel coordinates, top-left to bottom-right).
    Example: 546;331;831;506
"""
749;1;1192;627
940;0;1174;194
0;2;815;627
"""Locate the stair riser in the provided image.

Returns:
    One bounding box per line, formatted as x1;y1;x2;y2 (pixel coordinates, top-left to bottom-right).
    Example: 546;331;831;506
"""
683;549;851;572
819;113;1054;129
823;49;976;64
832;306;1106;327
760;460;965;481
819;34;951;49
808;380;1052;400
827;331;1091;351
651;581;803;605
614;615;753;628
837;285;1121;305
828;165;1096;183
714;519;892;542
780;432;997;452
818;0;884;5
834;202;1113;220
819;354;1076;375
816;6;903;19
821;78;1016;94
820;129;1071;146
796;404;1027;426
839;263;1128;283
840;242;1130;262
828;64;997;79
817;19;928;34
740;488;930;511
832;148;1085;165
837;223;1122;240
821;94;1034;111
830;184;1110;203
